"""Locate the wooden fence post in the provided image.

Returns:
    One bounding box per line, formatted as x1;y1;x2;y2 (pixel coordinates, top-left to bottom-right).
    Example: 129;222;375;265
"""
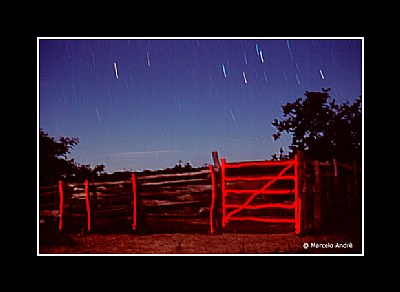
132;173;137;231
220;157;227;228
296;151;307;234
353;161;360;194
333;159;339;227
313;161;322;229
211;151;223;234
294;153;301;235
85;179;91;231
298;151;310;232
58;180;64;231
209;165;215;234
333;159;339;192
353;160;361;231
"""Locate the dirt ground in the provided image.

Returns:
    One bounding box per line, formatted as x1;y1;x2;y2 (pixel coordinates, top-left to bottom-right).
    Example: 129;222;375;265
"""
38;231;362;255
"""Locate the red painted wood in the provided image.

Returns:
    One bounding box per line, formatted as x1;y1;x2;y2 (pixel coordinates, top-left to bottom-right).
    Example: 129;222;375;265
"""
85;179;91;231
58;180;63;231
132;173;137;231
209;165;215;234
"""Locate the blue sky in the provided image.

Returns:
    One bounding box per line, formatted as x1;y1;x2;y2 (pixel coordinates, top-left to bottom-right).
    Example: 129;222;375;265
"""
39;37;362;173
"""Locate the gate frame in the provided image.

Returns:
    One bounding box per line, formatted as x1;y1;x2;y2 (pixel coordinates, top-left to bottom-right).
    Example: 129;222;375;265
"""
219;154;301;234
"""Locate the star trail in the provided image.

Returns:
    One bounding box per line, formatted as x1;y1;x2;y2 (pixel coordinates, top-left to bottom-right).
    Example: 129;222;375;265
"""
39;37;362;173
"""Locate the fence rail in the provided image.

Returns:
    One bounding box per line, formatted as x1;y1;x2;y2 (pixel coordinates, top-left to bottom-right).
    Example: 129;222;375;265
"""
39;151;361;235
134;168;213;233
219;155;300;234
299;156;361;232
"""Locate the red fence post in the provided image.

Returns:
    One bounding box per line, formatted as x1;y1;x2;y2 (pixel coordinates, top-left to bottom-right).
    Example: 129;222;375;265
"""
132;173;137;231
209;165;216;234
221;158;227;227
294;154;301;235
218;156;301;234
85;179;91;231
58;180;64;231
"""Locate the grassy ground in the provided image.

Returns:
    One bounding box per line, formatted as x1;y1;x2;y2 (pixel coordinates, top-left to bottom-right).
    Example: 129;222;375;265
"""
38;230;362;255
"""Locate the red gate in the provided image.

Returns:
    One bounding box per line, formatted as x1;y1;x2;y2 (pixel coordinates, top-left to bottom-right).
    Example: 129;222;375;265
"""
220;155;301;234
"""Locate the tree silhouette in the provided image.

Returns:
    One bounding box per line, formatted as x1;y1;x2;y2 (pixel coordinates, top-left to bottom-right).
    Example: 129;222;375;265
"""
39;129;78;184
271;89;362;162
39;129;105;185
271;147;289;161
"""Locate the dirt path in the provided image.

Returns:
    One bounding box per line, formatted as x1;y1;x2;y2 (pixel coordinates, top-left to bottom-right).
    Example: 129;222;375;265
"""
39;232;362;255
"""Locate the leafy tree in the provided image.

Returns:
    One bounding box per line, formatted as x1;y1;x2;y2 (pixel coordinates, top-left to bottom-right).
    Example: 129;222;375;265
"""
39;129;105;185
271;89;362;162
39;129;79;184
172;160;193;172
72;163;106;181
183;162;193;171
271;147;289;161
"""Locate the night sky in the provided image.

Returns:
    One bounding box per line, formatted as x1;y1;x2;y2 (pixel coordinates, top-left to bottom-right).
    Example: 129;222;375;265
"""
39;37;362;173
